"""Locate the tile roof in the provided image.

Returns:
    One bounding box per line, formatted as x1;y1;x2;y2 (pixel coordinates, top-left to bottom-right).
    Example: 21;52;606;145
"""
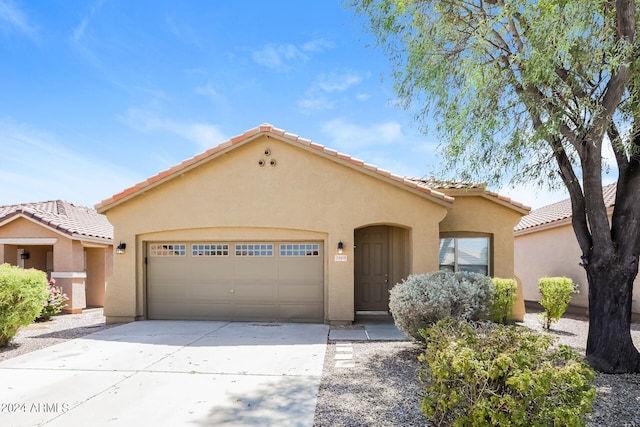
408;178;486;190
96;124;459;212
514;183;617;233
0;200;113;242
406;177;531;214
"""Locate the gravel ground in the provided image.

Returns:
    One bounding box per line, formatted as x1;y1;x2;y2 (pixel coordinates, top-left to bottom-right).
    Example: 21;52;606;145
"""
315;313;640;427
1;309;639;425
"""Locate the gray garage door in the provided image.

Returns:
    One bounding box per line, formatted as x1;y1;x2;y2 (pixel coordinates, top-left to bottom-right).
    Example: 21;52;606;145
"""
146;241;324;322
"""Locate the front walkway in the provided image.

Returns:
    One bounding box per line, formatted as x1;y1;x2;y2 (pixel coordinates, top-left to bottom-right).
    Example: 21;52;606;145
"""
328;314;407;341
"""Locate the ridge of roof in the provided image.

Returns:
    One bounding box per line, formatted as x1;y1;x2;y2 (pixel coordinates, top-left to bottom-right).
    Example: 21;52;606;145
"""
0;200;113;241
406;177;531;214
406;177;486;190
514;183;617;232
96;124;457;211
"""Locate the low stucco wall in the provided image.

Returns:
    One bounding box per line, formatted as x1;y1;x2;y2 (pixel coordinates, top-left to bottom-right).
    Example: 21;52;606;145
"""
515;222;640;315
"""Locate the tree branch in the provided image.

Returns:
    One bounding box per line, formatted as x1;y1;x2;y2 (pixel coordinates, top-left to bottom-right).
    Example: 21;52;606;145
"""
549;136;593;258
608;120;629;176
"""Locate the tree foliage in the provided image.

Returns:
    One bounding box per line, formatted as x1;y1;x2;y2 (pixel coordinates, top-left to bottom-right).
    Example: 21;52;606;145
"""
350;0;638;189
350;0;640;373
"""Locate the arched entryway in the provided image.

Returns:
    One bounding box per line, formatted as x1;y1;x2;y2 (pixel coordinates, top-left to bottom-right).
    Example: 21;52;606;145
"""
354;225;410;312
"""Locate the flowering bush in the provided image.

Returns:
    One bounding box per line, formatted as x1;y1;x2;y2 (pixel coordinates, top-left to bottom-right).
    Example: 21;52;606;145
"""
39;279;68;320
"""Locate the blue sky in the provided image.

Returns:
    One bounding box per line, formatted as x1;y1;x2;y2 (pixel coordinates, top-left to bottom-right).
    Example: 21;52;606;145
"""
0;0;571;210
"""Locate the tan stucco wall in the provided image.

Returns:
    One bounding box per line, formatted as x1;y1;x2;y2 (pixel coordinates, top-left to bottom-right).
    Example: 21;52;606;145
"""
0;216;61;240
515;222;640;315
438;195;527;320
86;248;108;307
102;135;450;323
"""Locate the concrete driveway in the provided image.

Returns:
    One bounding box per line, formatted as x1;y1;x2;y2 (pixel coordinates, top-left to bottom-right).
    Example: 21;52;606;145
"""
0;321;329;427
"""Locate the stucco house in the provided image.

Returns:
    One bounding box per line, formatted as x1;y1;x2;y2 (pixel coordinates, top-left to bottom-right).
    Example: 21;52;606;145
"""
96;124;529;325
0;200;113;312
514;183;640;316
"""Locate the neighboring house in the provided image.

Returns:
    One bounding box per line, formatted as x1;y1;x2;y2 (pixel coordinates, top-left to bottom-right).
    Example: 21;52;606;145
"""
514;183;640;315
0;200;113;312
96;124;529;325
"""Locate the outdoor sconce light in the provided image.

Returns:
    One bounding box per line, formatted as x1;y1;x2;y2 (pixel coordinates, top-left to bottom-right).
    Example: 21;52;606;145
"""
116;242;126;254
337;241;344;255
20;252;30;260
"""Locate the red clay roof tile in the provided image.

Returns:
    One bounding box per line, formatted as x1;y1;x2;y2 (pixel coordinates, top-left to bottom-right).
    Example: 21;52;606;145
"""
514;183;616;232
95;124;531;212
0;200;113;241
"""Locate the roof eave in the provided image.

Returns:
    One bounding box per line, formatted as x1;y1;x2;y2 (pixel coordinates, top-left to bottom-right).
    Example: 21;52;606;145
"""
96;125;456;212
514;204;614;236
438;188;531;215
77;235;114;246
0;213;113;242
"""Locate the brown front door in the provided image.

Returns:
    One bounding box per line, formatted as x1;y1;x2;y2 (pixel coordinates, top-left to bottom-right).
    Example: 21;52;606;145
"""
355;226;390;311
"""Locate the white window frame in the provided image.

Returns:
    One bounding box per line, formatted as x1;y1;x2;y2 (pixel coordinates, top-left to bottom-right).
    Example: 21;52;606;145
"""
439;237;490;275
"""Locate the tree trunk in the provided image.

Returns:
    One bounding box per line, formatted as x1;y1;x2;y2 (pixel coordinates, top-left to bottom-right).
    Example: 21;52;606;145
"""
585;263;640;373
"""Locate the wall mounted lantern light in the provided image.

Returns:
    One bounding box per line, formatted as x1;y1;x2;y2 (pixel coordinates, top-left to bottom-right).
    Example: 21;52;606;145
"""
337;241;344;255
20;252;30;260
116;242;127;254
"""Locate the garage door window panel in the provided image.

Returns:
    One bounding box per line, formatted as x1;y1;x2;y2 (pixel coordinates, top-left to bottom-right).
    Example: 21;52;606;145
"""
235;244;273;257
280;244;320;257
150;244;186;257
192;244;229;257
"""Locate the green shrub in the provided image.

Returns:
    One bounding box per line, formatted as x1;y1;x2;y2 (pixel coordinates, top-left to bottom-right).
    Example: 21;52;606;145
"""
0;264;48;347
490;277;518;324
419;320;596;427
538;277;578;329
389;271;493;339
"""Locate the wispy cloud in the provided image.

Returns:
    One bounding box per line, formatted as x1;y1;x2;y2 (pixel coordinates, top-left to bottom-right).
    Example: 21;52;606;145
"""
0;0;37;39
195;82;219;100
0;119;141;207
298;71;363;112
321;118;403;150
69;0;105;64
252;38;332;72
497;184;567;210
120;107;227;150
71;0;104;42
316;72;362;92
165;14;202;50
252;43;307;71
302;39;334;52
319;118;439;177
